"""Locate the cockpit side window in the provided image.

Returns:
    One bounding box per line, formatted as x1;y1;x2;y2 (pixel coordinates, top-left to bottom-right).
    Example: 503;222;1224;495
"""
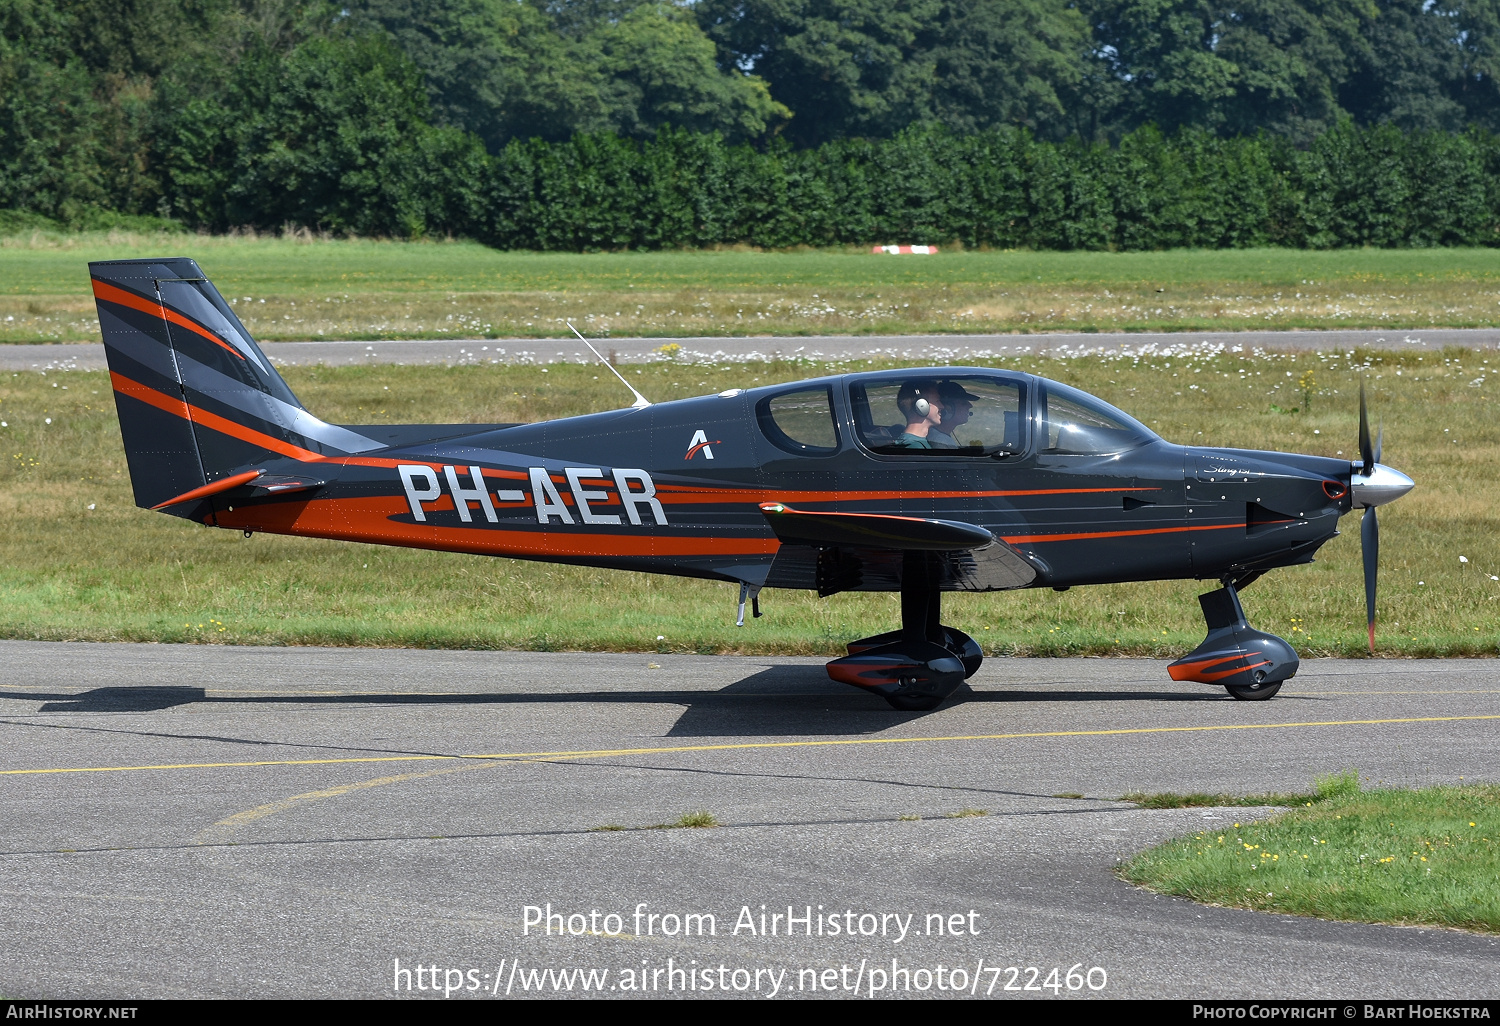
850;376;1025;456
756;386;840;455
1039;382;1156;455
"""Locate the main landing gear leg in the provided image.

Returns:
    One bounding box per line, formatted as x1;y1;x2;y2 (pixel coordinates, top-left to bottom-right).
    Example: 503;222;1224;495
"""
825;552;983;711
1167;580;1299;701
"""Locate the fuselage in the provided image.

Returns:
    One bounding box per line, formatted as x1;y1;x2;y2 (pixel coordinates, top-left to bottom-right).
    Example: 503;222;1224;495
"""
205;366;1355;593
88;257;1412;707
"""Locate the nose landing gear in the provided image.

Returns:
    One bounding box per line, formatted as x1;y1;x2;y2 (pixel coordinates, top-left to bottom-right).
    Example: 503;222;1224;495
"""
1168;581;1299;701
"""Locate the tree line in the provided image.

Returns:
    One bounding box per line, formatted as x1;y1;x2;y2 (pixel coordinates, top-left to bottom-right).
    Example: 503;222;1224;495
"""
3;0;1499;246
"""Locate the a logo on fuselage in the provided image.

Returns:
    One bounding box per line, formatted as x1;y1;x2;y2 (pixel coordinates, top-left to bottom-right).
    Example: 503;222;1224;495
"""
685;429;720;461
398;465;668;526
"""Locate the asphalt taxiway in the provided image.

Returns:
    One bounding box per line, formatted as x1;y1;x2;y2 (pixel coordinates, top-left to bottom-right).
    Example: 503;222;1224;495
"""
2;642;1498;999
5;326;1499;372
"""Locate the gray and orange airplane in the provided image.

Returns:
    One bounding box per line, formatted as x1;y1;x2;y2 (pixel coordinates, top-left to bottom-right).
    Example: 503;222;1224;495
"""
90;258;1414;710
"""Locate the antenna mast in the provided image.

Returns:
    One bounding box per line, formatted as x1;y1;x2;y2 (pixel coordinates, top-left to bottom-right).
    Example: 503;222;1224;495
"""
567;322;651;409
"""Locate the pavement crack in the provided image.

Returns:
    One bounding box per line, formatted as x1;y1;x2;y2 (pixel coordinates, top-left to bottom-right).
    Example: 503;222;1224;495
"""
0;808;1157;858
535;756;1121;804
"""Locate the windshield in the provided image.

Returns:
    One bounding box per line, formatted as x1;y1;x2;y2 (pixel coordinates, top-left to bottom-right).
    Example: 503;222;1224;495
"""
1038;380;1156;455
850;375;1026;455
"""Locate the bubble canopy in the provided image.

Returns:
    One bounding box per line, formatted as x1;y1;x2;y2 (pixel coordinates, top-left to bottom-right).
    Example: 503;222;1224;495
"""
842;371;1158;457
1036;378;1158;456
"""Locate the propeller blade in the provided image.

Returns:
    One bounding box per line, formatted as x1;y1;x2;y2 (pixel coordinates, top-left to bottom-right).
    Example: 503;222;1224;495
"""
1362;505;1379;653
1374;422;1383;467
1358;379;1374;475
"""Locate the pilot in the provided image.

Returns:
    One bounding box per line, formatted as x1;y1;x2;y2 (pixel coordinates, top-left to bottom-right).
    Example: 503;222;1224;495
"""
893;380;944;448
928;380;979;448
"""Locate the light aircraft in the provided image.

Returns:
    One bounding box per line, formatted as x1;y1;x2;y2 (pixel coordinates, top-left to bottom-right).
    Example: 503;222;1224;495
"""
89;258;1414;710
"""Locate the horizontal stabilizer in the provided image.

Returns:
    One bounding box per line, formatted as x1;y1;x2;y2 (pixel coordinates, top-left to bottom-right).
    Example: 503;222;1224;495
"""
759;503;995;551
248;474;327;498
152;469;326;510
152;469;263;509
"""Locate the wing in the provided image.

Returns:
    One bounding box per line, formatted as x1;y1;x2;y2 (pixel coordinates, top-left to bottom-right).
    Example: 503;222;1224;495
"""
758;503;1038;595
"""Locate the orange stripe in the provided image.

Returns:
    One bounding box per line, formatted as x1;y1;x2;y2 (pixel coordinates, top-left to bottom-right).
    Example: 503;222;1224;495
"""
337;454;452;470
312;475;1158;507
110;371;323;462
109;371;190;421
213;496;779;559
657;485;1160;505
1170;654;1273;683
1168;652;1253;682
1172;653;1246;674
1001;522;1240;544
1198;660;1272;683
186;403;324;461
760;502;960;528
92;279;245;362
214;488;1233;560
111;372;532;475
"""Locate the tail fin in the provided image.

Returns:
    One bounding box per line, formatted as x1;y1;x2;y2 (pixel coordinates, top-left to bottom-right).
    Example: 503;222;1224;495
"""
89;258;379;512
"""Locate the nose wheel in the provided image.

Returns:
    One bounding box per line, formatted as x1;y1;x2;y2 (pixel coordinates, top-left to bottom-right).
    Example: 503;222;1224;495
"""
1168;582;1299;699
1225;679;1283;701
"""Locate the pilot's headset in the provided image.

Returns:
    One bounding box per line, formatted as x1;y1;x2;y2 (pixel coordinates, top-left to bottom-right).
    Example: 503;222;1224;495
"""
899;381;939;420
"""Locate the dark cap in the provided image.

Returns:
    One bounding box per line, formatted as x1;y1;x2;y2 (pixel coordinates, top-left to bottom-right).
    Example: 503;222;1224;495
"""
938;380;981;401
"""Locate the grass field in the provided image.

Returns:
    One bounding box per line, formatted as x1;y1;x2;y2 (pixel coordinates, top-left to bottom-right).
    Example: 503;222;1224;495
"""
4;232;1500;342
0;342;1493;655
1120;778;1500;933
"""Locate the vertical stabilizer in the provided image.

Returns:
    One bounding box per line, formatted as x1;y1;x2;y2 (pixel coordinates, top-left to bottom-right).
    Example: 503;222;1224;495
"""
89;258;379;511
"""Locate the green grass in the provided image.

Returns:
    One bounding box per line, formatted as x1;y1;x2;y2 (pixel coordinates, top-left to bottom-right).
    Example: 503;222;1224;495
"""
0;346;1494;655
5;233;1500;341
1122;769;1363;809
596;811;719;830
1120;781;1500;933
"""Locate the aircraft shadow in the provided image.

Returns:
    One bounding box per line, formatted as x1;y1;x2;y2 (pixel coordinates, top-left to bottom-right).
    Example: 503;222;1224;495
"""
9;670;906;737
665;666;911;737
34;686;209;713
3;666;1260;740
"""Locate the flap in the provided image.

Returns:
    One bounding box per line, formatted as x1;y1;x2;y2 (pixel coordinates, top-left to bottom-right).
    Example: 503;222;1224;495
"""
763;540;1038;594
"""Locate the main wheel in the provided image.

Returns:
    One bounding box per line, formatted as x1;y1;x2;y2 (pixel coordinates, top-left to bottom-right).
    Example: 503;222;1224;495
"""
883;692;944;712
1226;680;1282;701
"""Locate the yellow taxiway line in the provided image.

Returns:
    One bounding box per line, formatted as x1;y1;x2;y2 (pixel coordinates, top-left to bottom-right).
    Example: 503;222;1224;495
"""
4;713;1500;778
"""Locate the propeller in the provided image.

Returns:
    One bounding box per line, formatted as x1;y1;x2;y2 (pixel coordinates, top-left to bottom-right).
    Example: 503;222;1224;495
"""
1361;502;1378;653
1350;381;1414;652
1357;379;1382;654
1359;380;1374;474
